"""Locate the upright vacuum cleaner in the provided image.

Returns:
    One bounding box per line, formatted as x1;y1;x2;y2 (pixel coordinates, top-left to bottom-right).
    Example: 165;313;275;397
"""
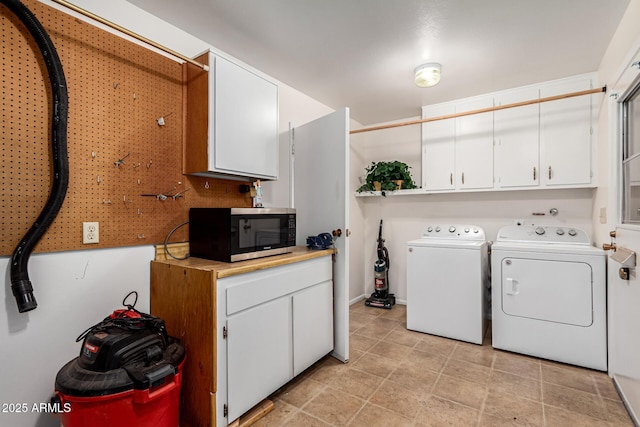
365;220;396;309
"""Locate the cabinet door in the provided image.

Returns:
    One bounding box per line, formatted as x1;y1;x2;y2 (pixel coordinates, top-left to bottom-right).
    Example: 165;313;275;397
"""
214;55;278;179
226;297;292;421
494;88;540;188
540;77;592;186
422;104;455;190
455;98;494;189
293;280;333;376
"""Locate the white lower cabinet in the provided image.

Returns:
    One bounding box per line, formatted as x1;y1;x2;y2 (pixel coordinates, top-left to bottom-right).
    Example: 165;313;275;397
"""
293;280;334;376
226;297;293;421
220;255;333;424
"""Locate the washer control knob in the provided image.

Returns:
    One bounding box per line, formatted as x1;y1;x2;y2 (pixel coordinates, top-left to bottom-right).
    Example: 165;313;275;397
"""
535;227;545;235
435;226;441;232
556;228;565;236
427;226;433;232
568;229;577;236
473;228;479;233
449;226;456;233
464;228;470;233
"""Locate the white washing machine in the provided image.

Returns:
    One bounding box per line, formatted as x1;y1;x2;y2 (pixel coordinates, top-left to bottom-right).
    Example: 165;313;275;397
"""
406;225;489;345
491;225;606;371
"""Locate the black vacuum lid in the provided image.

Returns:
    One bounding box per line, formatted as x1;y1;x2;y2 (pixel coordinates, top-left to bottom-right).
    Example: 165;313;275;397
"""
55;340;185;397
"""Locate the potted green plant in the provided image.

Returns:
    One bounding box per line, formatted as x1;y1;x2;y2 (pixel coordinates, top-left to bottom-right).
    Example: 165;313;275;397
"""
356;160;417;194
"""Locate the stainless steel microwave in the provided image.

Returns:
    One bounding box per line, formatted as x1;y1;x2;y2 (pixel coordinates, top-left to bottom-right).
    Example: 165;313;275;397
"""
189;208;296;262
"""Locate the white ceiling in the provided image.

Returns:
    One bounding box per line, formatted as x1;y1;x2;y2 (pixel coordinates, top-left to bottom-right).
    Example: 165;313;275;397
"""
128;0;630;125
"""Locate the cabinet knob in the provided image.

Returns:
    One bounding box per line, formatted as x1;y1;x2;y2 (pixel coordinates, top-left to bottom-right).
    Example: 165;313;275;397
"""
603;242;617;251
332;229;342;237
610;230;617;238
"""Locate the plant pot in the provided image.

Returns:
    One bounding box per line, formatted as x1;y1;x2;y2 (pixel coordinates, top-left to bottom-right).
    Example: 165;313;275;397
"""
373;181;382;191
393;180;403;190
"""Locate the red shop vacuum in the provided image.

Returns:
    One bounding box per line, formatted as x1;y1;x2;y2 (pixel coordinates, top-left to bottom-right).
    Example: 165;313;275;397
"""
52;292;185;427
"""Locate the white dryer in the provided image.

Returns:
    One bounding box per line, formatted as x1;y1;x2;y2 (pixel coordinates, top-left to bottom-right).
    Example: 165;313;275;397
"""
406;225;489;345
491;225;606;371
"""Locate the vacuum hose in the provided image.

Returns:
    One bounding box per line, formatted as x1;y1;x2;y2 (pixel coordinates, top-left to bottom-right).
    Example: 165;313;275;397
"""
3;0;69;313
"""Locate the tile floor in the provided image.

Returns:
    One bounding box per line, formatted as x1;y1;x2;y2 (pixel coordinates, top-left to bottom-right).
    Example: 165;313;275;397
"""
255;303;634;427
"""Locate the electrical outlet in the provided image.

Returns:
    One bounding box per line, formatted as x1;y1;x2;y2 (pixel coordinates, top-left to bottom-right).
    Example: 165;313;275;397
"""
83;222;99;244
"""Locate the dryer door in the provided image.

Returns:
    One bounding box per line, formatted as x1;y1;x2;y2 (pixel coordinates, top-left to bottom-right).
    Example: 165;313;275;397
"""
501;258;593;326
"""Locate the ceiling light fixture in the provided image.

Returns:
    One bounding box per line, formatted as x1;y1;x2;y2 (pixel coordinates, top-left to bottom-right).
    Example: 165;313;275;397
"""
414;62;441;88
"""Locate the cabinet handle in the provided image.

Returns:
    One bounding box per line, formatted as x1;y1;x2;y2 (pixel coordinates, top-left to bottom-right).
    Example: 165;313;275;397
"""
548;166;552;180
450;173;453;185
462;172;465;185
533;167;536;181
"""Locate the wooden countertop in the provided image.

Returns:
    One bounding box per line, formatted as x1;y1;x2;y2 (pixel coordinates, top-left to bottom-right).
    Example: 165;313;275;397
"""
152;246;334;278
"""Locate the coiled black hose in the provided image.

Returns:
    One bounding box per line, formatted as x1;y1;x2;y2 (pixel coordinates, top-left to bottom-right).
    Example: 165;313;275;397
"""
3;0;69;313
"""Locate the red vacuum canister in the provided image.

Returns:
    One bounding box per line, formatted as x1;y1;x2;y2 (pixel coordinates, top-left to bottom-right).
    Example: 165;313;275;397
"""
52;292;185;427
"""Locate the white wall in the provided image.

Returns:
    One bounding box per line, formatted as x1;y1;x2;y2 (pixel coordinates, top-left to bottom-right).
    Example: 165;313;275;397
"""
0;246;154;427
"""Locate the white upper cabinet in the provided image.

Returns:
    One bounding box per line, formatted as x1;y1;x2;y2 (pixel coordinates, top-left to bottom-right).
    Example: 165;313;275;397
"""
184;50;279;180
418;73;596;195
540;77;593;187
494;87;540;188
422;104;455;191
455;97;494;190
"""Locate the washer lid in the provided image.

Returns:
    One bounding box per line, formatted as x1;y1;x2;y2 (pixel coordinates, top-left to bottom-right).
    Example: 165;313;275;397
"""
418;225;486;241
495;225;590;245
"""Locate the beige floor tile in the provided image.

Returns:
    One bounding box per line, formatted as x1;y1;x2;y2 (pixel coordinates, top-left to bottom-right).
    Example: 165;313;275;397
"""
328;368;384;400
482;391;544;426
368;340;412;361
604;398;635;426
350;352;397;378
307;356;351;385
351;323;394;341
544;405;611;427
347;402;414;427
542;382;608;421
282;410;333;426
349;333;379;353
277;377;326;408
493;351;541;380
414;333;456;357
377;304;407;321
387;358;439;396
451;342;496;368
594;374;623;401
304;387;366;426
443;357;492;385
350;302;381;317
541;363;598;394
370;315;404;330
415;395;480;427
382;327;422;348
433;374;488;409
405;348;448;373
368;379;423;419
488;369;542;402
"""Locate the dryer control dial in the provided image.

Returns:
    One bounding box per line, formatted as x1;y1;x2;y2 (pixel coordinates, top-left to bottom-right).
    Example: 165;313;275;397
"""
435;226;441;232
464;228;470;233
535;227;545;235
427;226;433;232
568;229;577;236
556;228;565;235
449;226;456;233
